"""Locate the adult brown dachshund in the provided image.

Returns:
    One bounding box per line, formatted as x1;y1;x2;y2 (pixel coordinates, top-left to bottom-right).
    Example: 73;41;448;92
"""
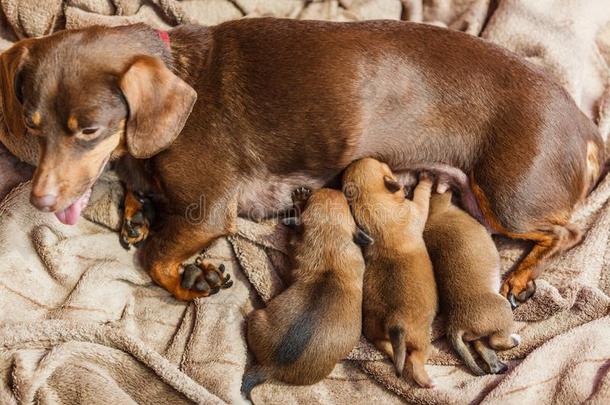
0;18;603;303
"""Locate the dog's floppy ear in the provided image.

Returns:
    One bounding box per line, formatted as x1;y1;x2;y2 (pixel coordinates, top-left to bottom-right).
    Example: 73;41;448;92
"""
383;175;402;193
354;227;374;246
120;55;197;159
0;43;29;140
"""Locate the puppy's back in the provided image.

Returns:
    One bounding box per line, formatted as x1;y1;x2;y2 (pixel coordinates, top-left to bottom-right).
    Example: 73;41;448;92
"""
247;269;362;385
424;192;500;302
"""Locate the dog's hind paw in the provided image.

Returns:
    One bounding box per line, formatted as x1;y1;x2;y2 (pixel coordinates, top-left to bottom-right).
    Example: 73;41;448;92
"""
180;260;233;296
501;274;537;309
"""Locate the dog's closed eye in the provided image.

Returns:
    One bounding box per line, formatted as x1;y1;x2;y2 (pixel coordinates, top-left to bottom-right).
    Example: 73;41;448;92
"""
81;127;99;135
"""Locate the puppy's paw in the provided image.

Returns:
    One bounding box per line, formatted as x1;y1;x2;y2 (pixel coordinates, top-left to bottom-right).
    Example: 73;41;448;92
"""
417;170;434;186
180;260;233;297
291;186;312;205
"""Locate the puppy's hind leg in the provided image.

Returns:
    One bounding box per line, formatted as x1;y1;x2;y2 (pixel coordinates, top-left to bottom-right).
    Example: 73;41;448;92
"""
473;340;507;374
406;349;434;388
449;331;486;376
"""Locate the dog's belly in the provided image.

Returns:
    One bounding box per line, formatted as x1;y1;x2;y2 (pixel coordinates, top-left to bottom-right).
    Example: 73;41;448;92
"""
237;174;327;221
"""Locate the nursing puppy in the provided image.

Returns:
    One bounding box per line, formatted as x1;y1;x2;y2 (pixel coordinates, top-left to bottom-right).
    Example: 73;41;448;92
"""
424;191;520;375
243;188;372;397
343;158;438;388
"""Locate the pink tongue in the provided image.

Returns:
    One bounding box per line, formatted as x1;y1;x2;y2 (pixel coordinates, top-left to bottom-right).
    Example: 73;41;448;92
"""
54;189;91;226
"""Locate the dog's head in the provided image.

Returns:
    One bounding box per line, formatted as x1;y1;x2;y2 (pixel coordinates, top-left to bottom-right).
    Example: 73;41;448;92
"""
0;25;196;224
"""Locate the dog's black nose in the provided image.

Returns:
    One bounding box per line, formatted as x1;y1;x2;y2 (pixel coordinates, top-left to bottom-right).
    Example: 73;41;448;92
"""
30;193;57;211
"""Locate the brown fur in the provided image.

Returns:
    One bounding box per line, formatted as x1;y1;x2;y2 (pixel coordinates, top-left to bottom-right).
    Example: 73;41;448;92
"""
0;19;604;302
243;189;367;396
343;158;438;388
424;191;519;375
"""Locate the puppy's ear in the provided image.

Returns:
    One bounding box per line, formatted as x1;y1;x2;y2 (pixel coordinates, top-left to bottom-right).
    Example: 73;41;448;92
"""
354;227;374;246
383;175;402;193
120;55;197;159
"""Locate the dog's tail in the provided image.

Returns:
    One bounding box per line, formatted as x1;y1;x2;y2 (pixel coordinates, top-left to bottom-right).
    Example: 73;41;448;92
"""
449;330;486;376
241;365;270;399
389;325;406;377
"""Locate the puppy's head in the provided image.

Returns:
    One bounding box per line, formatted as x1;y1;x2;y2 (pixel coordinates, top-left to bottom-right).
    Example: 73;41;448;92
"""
342;158;406;234
299;189;373;248
0;25;196;224
343;158;404;204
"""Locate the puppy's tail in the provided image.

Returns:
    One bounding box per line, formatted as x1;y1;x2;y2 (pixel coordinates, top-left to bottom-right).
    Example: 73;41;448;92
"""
449;331;486;376
241;365;269;399
389;325;406;377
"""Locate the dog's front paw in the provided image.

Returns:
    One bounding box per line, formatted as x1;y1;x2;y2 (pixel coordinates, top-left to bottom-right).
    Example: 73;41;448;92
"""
180;259;233;297
120;191;154;250
120;211;150;250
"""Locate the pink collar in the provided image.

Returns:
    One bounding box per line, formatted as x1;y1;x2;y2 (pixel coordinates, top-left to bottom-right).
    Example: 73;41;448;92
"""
156;30;170;48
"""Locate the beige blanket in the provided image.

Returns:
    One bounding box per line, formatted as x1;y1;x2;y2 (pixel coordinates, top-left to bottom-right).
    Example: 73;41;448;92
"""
1;1;610;404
